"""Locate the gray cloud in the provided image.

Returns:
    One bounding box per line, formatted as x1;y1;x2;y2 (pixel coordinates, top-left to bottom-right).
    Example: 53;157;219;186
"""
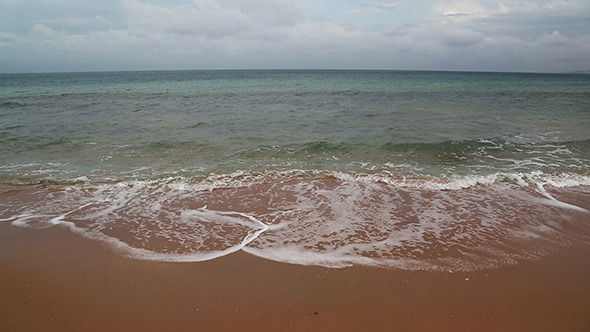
0;0;588;73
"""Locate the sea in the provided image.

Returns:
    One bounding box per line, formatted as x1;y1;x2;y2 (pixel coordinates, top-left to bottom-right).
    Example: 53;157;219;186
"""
1;70;589;271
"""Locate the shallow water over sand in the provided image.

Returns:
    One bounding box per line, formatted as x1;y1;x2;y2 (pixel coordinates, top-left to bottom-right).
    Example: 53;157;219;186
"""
2;173;588;271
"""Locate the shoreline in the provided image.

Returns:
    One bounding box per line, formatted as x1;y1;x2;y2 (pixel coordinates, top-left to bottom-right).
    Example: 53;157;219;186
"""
2;182;588;271
1;222;589;331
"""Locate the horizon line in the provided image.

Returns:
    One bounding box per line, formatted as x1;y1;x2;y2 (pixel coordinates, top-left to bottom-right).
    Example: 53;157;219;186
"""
2;68;589;75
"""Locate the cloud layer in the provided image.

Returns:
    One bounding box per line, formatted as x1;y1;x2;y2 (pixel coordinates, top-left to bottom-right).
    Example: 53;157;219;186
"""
1;0;589;72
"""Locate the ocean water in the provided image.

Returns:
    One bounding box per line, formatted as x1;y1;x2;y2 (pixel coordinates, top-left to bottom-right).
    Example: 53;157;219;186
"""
1;70;589;270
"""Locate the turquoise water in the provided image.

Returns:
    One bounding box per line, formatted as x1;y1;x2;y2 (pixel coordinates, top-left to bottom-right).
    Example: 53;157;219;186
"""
1;70;589;270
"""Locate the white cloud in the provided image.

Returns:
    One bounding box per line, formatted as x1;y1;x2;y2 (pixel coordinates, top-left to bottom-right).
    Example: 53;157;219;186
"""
541;30;567;45
349;3;397;17
434;0;488;19
29;24;58;39
122;0;251;39
485;0;590;15
0;31;17;47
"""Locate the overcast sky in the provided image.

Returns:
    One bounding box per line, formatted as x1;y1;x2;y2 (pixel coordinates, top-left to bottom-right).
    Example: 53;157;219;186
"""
1;0;589;73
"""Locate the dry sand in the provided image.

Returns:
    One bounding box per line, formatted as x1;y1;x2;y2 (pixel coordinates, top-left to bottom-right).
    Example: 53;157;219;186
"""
1;222;588;331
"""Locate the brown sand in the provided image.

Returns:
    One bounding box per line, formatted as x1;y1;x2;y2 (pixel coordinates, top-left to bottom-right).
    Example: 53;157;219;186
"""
0;222;589;331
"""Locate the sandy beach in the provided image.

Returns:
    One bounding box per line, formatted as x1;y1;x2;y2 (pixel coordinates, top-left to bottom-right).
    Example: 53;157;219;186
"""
1;221;588;331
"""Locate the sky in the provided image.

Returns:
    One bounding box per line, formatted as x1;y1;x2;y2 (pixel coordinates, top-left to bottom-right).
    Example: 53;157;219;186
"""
1;0;589;73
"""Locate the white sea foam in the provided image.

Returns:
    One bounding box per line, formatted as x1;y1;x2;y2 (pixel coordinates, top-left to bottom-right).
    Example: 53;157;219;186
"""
331;170;539;190
536;182;589;213
4;214;38;226
40;200;270;262
48;202;95;225
242;246;379;268
1;169;588;271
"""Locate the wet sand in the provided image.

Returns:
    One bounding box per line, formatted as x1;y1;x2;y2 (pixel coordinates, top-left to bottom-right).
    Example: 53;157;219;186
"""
0;222;589;331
